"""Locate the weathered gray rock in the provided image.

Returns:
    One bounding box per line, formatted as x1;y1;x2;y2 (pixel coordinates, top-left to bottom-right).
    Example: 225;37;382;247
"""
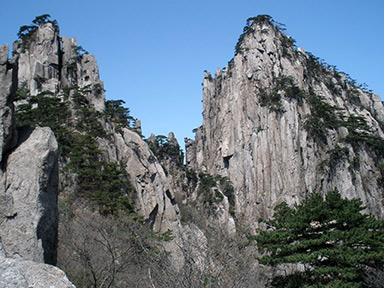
14;23;61;95
0;257;75;288
167;132;178;146
99;127;181;227
61;35;105;111
187;18;384;230
0;44;16;162
0;127;59;264
97;126;187;268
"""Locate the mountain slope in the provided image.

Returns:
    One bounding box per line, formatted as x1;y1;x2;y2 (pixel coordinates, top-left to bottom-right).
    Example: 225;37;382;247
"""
1;14;383;287
186;15;384;230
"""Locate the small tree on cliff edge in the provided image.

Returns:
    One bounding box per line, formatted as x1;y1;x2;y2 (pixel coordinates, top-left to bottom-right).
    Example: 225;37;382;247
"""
253;190;384;288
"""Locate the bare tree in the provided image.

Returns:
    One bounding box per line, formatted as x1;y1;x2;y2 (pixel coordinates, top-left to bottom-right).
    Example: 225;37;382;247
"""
58;200;267;288
57;200;178;288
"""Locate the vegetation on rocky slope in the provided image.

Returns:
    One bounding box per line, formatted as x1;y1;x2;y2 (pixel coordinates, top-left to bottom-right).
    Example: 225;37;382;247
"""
254;190;384;288
15;86;135;215
5;14;384;288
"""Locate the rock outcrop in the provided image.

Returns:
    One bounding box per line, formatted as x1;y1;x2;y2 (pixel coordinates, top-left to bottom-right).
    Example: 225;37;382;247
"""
100;128;181;233
0;127;58;264
0;44;16;162
2;14;384;287
1;24;60;265
3;18;187;275
15;22;61;96
9;21;178;235
0;257;75;288
186;16;384;229
0;20;73;286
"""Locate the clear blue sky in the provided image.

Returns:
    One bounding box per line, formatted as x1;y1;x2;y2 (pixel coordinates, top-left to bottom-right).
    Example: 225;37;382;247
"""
1;0;383;148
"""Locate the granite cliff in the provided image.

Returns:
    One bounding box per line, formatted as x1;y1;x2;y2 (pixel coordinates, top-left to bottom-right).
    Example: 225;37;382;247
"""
186;15;384;231
0;27;72;287
0;17;186;287
1;14;383;287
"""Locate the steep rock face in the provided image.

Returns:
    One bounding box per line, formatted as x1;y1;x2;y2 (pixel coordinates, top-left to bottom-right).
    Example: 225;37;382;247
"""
0;127;59;264
99;126;181;233
0;257;75;288
61;35;106;111
186;17;384;228
10;22;178;232
97;126;188;267
1;28;61;265
8;21;186;268
0;44;16;162
14;23;61;95
13;23;106;110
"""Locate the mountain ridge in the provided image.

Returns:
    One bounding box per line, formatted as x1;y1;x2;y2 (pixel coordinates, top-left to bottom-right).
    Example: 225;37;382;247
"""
0;14;383;287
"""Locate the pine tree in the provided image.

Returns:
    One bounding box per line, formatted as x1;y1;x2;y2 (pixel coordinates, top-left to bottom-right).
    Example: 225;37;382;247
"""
254;190;384;287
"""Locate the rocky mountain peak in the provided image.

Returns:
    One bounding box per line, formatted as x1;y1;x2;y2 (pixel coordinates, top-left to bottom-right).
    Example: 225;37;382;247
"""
235;15;286;56
12;20;105;112
1;14;384;287
188;15;384;229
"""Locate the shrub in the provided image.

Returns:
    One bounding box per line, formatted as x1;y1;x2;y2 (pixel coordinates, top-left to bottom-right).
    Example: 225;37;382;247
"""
15;87;136;215
304;93;341;144
104;99;134;131
147;135;184;167
17;14;58;49
254;190;384;287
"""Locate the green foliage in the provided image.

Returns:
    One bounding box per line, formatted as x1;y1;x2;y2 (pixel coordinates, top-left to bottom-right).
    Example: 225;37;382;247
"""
327;114;384;173
304;93;341;144
17;14;58;48
281;35;296;58
147;135;184;167
13;87;30;101
341;114;384;158
254;190;384;287
235;15;293;56
247;15;274;25
185;168;198;185
15;90;72;151
157;229;175;241
75;45;88;57
235;15;274;55
197;172;236;213
197;172;224;205
327;145;349;165
198;172;217;195
216;175;235;207
104;99;134;131
302;89;384;176
258;88;284;113
258;76;306;113
75;106;106;138
276;76;305;103
15;87;136;215
305;52;332;80
91;162;134;215
32;14;55;26
304;50;372;96
378;163;384;185
235;23;255;56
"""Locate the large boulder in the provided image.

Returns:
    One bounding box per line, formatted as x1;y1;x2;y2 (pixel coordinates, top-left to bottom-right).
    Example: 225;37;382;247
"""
0;126;59;264
0;257;75;288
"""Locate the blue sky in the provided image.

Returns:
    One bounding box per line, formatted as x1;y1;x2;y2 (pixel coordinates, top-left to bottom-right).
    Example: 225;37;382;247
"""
1;0;383;147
